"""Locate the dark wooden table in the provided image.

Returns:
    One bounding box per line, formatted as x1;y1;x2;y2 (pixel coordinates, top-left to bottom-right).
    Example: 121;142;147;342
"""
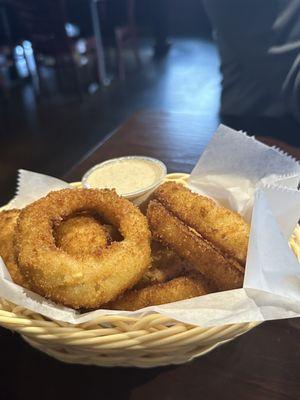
2;111;300;400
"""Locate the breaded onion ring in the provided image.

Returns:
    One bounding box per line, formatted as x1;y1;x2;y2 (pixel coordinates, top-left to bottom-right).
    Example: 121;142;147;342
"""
55;215;111;256
15;188;151;309
135;241;190;289
154;182;249;265
56;215;185;290
0;209;28;287
147;200;244;291
108;272;214;311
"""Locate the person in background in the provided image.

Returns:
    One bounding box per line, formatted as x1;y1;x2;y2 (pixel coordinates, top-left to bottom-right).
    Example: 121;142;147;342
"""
203;0;300;144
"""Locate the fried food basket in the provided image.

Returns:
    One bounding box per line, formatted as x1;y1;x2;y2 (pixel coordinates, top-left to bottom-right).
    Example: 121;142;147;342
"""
0;173;298;367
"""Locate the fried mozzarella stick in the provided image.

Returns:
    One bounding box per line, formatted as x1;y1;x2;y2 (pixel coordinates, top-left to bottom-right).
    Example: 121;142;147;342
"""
108;273;214;311
147;200;244;290
154;182;250;265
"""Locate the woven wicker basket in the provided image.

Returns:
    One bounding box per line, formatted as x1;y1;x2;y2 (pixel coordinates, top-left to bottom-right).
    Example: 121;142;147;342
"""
0;173;298;367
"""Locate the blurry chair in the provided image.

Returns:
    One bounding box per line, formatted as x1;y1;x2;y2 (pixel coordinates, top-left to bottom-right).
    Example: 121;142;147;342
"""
10;0;93;97
97;0;141;81
114;0;141;81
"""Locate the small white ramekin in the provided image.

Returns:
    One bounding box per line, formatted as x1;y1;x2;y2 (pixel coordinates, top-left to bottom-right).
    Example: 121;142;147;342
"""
81;156;167;203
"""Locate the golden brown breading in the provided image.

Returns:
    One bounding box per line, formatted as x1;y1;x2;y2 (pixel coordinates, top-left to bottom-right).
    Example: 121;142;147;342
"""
55;213;188;290
55;215;110;256
147;200;244;291
15;188;151;309
134;241;191;289
108;272;215;311
154;182;249;265
0;209;28;286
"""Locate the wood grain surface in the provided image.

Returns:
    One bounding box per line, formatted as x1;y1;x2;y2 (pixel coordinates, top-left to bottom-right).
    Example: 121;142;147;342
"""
1;111;300;400
65;111;216;181
65;111;300;182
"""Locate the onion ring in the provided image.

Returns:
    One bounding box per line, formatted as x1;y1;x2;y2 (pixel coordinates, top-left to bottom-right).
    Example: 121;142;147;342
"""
153;182;249;265
15;188;151;309
55;214;111;256
0;209;28;287
107;272;215;311
134;241;191;289
147;199;244;291
56;215;189;290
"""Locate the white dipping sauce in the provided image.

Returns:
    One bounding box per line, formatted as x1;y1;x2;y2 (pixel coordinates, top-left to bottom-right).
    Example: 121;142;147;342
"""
85;158;165;195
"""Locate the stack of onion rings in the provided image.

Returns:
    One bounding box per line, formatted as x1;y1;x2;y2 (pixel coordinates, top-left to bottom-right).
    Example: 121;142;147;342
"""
0;179;250;312
15;188;151;309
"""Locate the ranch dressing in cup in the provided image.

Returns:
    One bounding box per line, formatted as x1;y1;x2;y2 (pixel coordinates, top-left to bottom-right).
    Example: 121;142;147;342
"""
82;156;167;201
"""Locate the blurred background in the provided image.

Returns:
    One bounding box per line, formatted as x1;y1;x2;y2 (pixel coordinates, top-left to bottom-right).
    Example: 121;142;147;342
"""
1;0;300;204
